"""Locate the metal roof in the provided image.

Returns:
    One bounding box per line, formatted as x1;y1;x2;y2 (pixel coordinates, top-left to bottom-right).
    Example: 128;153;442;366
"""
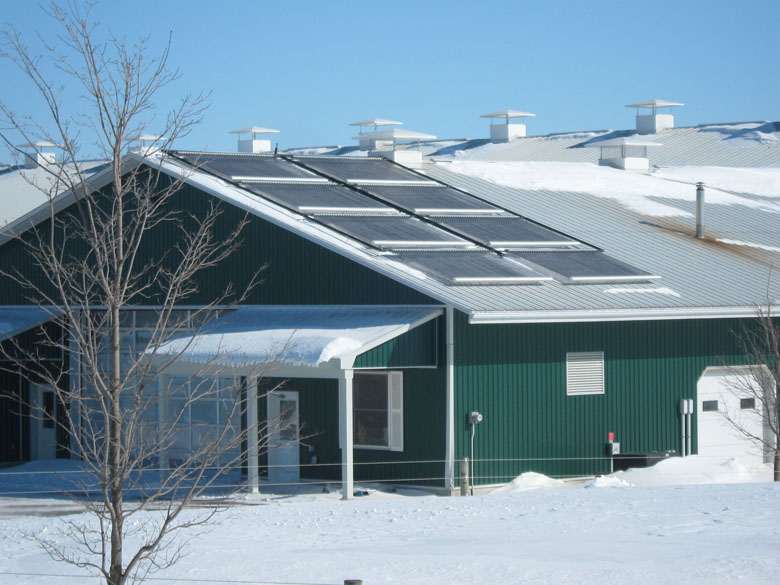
4;146;780;324
160;153;780;321
422;122;780;168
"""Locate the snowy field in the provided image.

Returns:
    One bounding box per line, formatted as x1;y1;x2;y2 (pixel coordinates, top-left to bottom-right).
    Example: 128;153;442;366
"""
0;456;778;585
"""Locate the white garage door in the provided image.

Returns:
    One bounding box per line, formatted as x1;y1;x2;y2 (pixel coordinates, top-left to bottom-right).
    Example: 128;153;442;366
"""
697;367;773;468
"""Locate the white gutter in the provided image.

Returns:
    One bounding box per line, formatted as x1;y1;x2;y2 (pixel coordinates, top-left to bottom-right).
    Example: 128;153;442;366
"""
469;305;780;324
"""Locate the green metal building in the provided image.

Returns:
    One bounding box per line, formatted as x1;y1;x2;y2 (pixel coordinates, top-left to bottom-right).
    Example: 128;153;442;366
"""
1;149;777;497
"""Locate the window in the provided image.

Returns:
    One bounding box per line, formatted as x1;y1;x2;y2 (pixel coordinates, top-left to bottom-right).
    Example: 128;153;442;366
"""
740;398;756;410
566;352;604;395
702;400;719;412
353;372;403;451
42;391;55;429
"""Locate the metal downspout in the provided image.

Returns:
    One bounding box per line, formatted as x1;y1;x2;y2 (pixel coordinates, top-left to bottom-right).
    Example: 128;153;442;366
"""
445;306;455;491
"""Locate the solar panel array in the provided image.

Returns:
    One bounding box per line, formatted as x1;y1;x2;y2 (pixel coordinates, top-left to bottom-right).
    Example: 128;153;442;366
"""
171;152;658;286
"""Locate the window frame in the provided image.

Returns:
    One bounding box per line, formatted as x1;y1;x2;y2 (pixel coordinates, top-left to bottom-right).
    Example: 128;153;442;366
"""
352;371;403;452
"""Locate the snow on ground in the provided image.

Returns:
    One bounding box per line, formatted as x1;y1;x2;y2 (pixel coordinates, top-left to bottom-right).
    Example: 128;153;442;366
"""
445;160;780;218
0;456;778;585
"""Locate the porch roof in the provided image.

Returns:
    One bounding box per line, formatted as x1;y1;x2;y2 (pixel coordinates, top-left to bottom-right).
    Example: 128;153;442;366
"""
0;306;58;343
155;305;442;370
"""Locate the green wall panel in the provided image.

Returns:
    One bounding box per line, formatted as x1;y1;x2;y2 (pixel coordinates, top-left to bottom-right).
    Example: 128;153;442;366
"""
267;329;447;487
354;317;440;369
0;174;437;307
454;311;764;485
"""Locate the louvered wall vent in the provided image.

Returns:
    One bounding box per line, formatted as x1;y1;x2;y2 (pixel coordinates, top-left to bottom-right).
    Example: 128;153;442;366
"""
566;351;605;395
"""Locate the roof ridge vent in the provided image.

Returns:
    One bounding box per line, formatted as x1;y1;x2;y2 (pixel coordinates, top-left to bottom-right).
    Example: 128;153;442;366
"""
586;136;662;171
349;117;403;151
480;109;535;142
626;99;684;134
17;140;60;169
229;126;279;153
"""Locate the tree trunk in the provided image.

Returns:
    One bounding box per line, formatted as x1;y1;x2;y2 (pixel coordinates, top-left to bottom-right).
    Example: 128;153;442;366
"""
774;449;780;482
109;303;124;585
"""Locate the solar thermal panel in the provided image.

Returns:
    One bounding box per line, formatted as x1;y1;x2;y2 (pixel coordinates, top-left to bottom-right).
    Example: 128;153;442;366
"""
513;251;659;282
294;157;432;183
243;183;393;213
434;216;578;248
175;152;317;180
396;251;551;284
314;216;470;249
360;184;502;214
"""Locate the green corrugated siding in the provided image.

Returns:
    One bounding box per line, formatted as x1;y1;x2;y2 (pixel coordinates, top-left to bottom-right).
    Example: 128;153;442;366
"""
454;311;762;484
0;177;436;307
270;319;446;487
354;318;439;368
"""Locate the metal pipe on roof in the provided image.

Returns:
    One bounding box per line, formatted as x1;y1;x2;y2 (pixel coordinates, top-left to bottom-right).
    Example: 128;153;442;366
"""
696;183;705;239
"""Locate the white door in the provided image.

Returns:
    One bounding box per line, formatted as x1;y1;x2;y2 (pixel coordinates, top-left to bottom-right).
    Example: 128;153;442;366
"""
267;391;299;486
697;367;773;467
30;384;58;460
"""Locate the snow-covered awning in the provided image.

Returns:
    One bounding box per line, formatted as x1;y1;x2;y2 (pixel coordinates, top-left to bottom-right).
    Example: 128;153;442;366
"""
0;307;59;342
154;306;442;370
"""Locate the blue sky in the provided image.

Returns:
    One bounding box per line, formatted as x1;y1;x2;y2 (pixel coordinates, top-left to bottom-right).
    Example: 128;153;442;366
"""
1;0;779;160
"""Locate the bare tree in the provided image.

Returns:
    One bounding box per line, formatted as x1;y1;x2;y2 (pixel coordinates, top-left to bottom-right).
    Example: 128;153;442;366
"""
721;305;780;481
0;2;276;584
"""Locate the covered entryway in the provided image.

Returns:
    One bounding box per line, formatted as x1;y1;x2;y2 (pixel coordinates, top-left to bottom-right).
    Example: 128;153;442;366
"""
697;366;774;467
156;305;443;499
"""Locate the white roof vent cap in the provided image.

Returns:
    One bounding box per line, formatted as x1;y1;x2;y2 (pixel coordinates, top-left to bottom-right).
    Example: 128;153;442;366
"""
481;109;535;142
626;99;684;134
229;126;279;153
587;136;662;172
17;140;61;169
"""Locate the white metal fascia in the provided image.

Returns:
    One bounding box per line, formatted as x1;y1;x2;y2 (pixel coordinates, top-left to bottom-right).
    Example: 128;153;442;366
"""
468;305;780;324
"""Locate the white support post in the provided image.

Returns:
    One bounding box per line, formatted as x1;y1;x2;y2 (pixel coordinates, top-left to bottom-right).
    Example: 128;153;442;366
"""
339;369;354;500
247;376;259;494
445;307;455;491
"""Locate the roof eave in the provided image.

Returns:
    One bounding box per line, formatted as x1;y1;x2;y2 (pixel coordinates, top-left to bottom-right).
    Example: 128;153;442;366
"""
468;306;778;324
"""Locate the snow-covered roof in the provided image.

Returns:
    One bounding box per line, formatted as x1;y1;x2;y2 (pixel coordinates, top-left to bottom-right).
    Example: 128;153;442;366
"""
420;122;780;167
154;306;442;369
0;306;57;341
625;99;685;109
0;161;107;227
480;110;536;119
